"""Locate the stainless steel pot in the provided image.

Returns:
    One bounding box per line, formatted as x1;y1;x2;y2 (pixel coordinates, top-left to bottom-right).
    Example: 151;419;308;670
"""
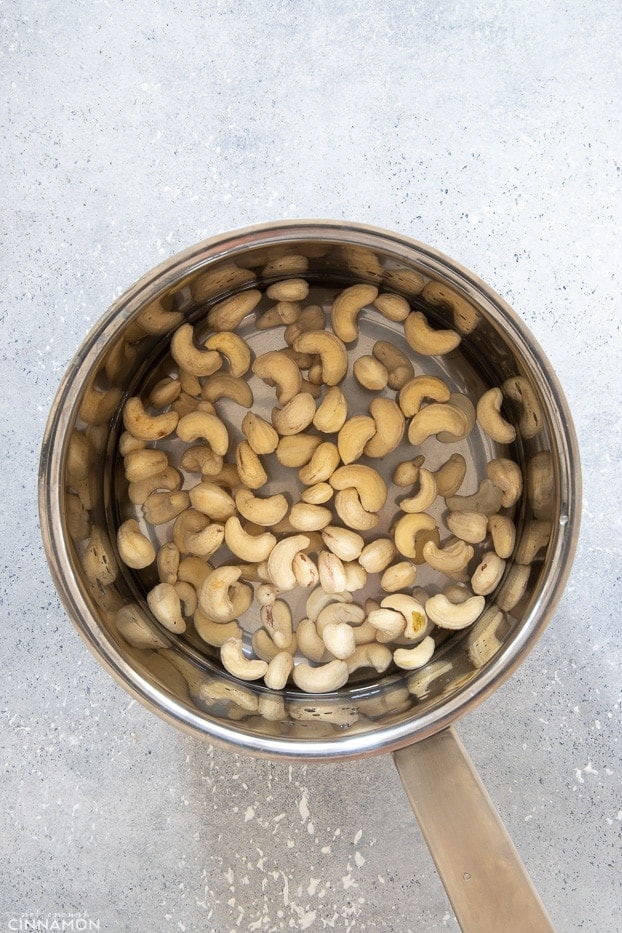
39;221;580;931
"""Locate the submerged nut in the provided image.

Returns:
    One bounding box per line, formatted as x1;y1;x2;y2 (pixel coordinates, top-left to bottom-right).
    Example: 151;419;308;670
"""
331;283;379;342
425;593;485;629
403;311;461;356
371;340;414;390
293;331;348;385
476;388;516;445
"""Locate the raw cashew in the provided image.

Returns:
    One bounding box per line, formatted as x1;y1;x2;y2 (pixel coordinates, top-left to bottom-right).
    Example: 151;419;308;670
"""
398;375;451;417
393;454;425;488
315;602;366;634
372;292;411;322
128;466;182;506
446;478;504;516
393;512;437;559
202;374;253;408
189;482;236;521
291;330;349;386
371;340;414;390
256;301;301;330
515;520;552;565
503;376;543;438
471;552;506;595
296;618;328;662
170;324;223;376
288;502;332;531
177;410;229;455
433;454;466;498
337;415;376;464
404;311;461;356
526;450;554;519
358;538;395;573
299;442;340;486
253;629;286;662
380;561;417;593
422;538;474;575
177;555;213;591
318;550;348;594
206;289;262;331
267;534;311;590
301;482;333;505
117;519;156;569
123;448;168;483
276;433;323;468
446;509;488;544
220;637;268;681
353;355;389;391
476;388;517;444
437;394;475;443
425;593;485;629
143;491;190;525
236;441;268;489
364;398;405;458
367;607;406;640
334;489;378;531
486;458;523;508
292;659;349;693
194;610;241;647
292;551;320;588
321;526;364;562
175;580;197;617
488;514;516;559
204;331;251;377
322;622;357;659
331;283;379;342
329;465;387;512
149;377;182;408
284;304;326;345
342;560;368;592
381;593;428;640
399;468;437;513
252;350;302;405
306;586;352;622
118;431;145;457
241;411;279;455
408;402;469;446
266;277;310;302
421;280;480;334
260;599;293;649
346;643;393;674
180;446;223;476
235;487;289;526
264;652;295;690
198;566;252;622
174;511;224;559
147;583;186;633
224;516;277;562
123;397;179;442
271;392;316;435
312;385;348;433
394;636;435;670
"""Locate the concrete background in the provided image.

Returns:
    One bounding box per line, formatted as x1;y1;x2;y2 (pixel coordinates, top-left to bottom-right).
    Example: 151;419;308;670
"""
1;1;620;930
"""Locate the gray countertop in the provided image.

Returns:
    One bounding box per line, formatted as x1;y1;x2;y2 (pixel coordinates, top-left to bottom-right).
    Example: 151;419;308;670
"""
2;1;620;931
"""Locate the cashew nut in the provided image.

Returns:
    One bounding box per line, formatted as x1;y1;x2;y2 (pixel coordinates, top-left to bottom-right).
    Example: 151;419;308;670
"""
488;514;516;559
422;538;474;575
337;415;376;464
149;377;182;408
343;560;368;592
329;465;387;513
380;560;417;593
372;292;411;322
296;618;328;662
331;283;379;342
235;441;268;489
206;288;262;331
446;509;488;544
392;454;425;488
123;396;179;441
394;636;435;670
445;478;503;516
143;490;191;525
123;448;169;483
425;593;485;629
301;482;333;505
224;516;277;563
292;659;349;693
292;551;320;588
496;563;530;611
358;537;396;573
398;375;451;418
252;350;302;405
486;457;523;508
128;466;182;506
503;376;543;438
276;433;323;468
322;621;357;659
432;453;466;498
367;607;406;640
408;402;469;446
515;520;552;565
176;410;229;455
353;355;389;391
260;599;293;649
380;593;428;640
312;385;348;433
471;551;506;595
364;398;405;458
241;411;279;455
266;534;311;590
117;519;156;569
271;392;316;435
177;555;213;591
403;311;461;356
306;586;352;622
180;446;223;476
198;565;252;622
393;512;437;559
202;373;253;408
204;330;252;377
399;468;437;513
476;388;516;444
266;277;310;302
347;643;393;674
189;482;236;521
170;323;223;377
286;502;331;532
147;582;186;633
321;526;364;562
264;651;295;690
293;331;348;385
371;340;414;390
173;510;224;559
318;550;348;594
234;487;289;526
284;304;326;345
220;637;268;681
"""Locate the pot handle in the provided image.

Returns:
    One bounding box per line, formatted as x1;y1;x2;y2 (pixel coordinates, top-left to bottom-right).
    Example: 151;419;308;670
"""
393;727;555;932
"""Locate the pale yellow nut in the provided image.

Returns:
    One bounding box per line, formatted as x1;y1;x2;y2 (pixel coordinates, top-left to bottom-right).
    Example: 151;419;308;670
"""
296;617;328;662
364;397;405;458
315;603;367;633
122;396;179;442
289;502;333;531
322;622;357;660
353;355;389;391
423;538;474;575
201;374;253;408
115;604;168;650
177;410;229;455
471;552;506;596
398;375;451;418
393;512;437;559
170;323;223;377
142;490;191;525
331;283;379;342
260;599;293;649
526;450;554;520
476;387;517;444
264;651;295;690
408;402;469;446
171;390;201;418
496;564;530;611
313;385;348;433
135;298;184;336
334;488;378;530
292;659;350;693
393;636;435;670
446;509;488;544
174;580;198;617
116;519;156;569
367;607;406;640
292;551;320;588
293;331;348;385
380;560;417;593
118;431;145;458
220;637;268;681
371;340;414;390
329;464;387;512
488;514;516;559
514;519;552;565
149;377;182;408
392;454;425;488
127;466;182;506
380;593;428;640
318;550;348;594
224;516;277;563
347;643;393;674
194;612;242;648
503;376;543;439
175;512;225;560
421;280;480;334
300;482;333;505
234;487;289;526
337;415;376;464
358;538;395;573
180;446;223;476
147;582;186;633
432;453;466;498
267;534;311;590
403;310;461;356
204;330;251;377
284;304;326;345
446;478;503;515
252;629;284;662
206;289;262;332
399;467;437;513
189;482;236;521
271;392;316;435
252;350;302;405
425;593;485;629
306;586;352;622
177;555;213;591
276;433;322;468
255;301;301;330
372;292;411;322
123;448;168;483
266;277;310;302
235;441;268;489
241;411;279;455
437;393;475;443
342;560;368;592
321;526;364;562
198;565;252;622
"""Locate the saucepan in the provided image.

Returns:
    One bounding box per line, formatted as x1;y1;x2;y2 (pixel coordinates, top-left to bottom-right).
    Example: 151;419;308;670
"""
39;221;580;931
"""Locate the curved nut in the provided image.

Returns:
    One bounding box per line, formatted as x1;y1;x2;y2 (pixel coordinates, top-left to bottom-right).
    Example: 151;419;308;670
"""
123;397;178;442
423;538;474;575
399;468;437;513
118;431;145;458
347;643;393;674
297;617;328;662
235;487;289;526
176;512;225;559
433;453;466;498
371;340;414;390
471;552;506;595
380;593;428;640
256;301;301;330
334;489;378;531
526;450;554;519
299;442;340;486
143;490;190;525
446;478;504;516
380;560;417;593
503;376;543;438
292;659;349;693
289;502;333;531
421;280;479;334
393;512;437;559
293;331;348;385
202;374;253;408
177;555;213;591
157;542;180;585
306;586;352;622
398;375;451;418
425;593;485;629
515;519;552;565
177;410;229;455
224;516;277;563
276;433;322;468
292;551;320;588
393;636;435;670
485;456;523;508
301;482;333;505
337;415;376;464
180;446;223;476
267;534;311;590
241;411;279;455
437;394;475;443
149;377;182;408
496;563;531;611
322;622;357;660
123;448;168;483
264;651;295;690
367;607;406;640
404;310;461;356
392;454;425;488
353;355;389;391
266;277;310;302
175;580;198;617
321;526;364;562
284;304;326;345
235;441;268;489
170;324;222;377
271;392;316;435
329;465;387;512
364;398;405;458
312;385;348;433
117;519;156;569
260;599;293;649
204;330;251;377
331;283;379;342
358;538;395;573
343;560;368;592
128;466;182;506
446;509;488;544
476;388;516;444
488;514;516;559
147;583;186;633
189;482;236;521
220;637;268;681
317;550;347;594
252;350;302;405
206;289;262;332
198;565;252;622
408;402;469;446
372;292;411;322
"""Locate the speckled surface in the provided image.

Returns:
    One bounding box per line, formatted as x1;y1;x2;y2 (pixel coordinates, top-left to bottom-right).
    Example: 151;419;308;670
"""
2;1;620;931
